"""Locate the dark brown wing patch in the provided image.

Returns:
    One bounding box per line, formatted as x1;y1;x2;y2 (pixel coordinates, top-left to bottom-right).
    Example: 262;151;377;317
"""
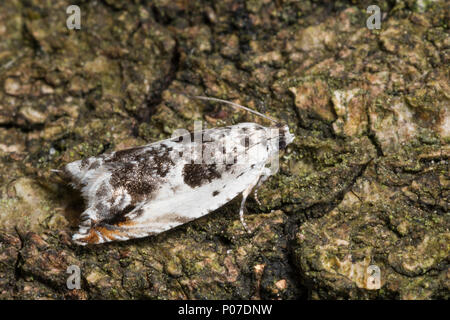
182;163;222;188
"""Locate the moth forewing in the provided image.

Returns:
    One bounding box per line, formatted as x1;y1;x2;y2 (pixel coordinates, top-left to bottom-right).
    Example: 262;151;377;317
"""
65;95;294;245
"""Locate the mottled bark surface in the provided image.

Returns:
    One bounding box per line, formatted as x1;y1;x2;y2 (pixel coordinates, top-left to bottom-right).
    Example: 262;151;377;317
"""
0;0;448;299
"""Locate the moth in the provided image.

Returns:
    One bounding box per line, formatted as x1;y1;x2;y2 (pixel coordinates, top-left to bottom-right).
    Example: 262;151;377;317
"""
60;95;294;245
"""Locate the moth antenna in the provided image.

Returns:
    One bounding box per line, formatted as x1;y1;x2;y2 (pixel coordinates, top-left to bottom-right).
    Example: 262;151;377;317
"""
169;90;279;125
192;95;279;124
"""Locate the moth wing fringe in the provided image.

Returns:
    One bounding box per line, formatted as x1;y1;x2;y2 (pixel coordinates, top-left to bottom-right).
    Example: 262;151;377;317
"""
72;219;152;245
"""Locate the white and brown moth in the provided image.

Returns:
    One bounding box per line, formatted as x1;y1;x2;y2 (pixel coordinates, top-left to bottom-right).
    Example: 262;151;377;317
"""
61;95;294;245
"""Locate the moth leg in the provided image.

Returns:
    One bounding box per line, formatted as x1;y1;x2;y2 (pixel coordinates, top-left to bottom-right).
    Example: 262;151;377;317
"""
252;168;272;207
254;189;262;206
240;169;272;233
253;175;269;206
